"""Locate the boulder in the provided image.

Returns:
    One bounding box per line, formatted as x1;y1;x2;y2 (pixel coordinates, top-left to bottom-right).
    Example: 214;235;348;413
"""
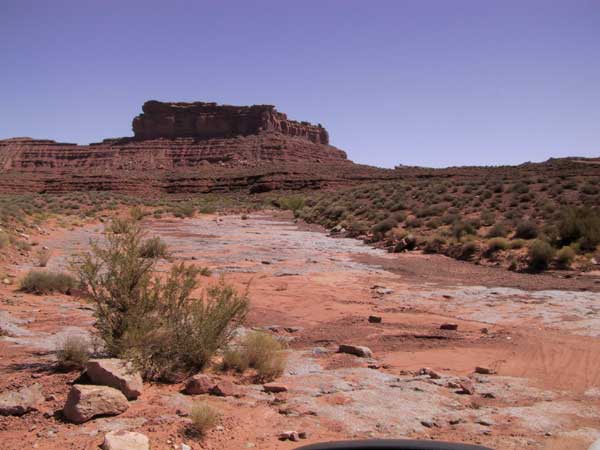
86;359;143;400
0;384;44;416
279;431;300;441
263;383;289;393
101;431;150;450
458;380;475;395
210;380;240;397
338;344;373;358
184;374;217;395
63;384;129;424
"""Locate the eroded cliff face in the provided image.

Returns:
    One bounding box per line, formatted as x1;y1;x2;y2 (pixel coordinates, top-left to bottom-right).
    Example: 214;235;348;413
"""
0;101;390;193
132;100;329;144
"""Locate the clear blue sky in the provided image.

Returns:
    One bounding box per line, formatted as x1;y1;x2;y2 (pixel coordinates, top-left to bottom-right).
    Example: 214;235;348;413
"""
2;0;599;168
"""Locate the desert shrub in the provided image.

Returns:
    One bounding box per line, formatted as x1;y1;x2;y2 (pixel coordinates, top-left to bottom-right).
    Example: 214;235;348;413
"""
422;236;446;254
222;331;286;382
108;217;131;234
372;218;397;235
527;240;555;271
557;207;600;251
515;220;538;239
129;206;146;221
173;203;196;218
20;270;77;295
36;248;52;267
451;221;475;240
405;217;422;228
486;222;508;238
56;336;90;370
0;231;8;249
189;402;220;436
458;241;479;260
486;237;509;254
480;211;495;226
510;239;527;249
279;196;305;212
139;237;169;259
74;220;248;380
512;182;530;194
581;184;599;195
555;246;576;269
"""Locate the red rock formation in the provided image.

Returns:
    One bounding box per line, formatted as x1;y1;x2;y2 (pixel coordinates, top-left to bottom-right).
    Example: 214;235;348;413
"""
132;100;329;145
0;101;392;193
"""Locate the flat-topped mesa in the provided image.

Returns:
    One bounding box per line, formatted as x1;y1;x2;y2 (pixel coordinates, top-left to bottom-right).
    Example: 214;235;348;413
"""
132;100;329;144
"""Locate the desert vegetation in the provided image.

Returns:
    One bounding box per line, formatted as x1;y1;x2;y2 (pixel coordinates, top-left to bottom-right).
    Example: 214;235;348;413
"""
19;270;77;294
222;331;287;382
292;169;600;272
73;217;249;381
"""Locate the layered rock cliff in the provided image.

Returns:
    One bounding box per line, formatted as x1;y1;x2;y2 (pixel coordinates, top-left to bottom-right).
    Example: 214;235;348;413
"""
133;101;330;145
0;101;391;193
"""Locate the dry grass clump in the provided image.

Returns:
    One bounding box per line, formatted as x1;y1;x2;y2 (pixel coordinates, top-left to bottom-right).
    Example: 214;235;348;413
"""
73;218;248;381
139;236;169;259
20;270;76;295
189;402;220;436
56;335;90;370
528;240;555;271
222;331;287;382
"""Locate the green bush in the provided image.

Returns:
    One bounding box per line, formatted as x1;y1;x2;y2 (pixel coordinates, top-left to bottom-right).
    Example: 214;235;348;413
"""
173;203;196;218
555;246;575;269
422;236;446;254
20;270;77;295
486;222;508;238
528;240;555;271
139;237;169;259
557;207;600;251
372;218;397;235
74;220;248;380
222;331;286;382
515;220;538;239
278;196;305;212
486;237;509;254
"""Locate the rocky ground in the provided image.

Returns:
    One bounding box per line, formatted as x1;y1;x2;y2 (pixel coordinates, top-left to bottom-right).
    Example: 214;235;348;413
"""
1;211;599;449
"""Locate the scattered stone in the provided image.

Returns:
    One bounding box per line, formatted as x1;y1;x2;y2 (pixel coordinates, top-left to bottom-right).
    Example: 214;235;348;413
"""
210;380;239;397
184;374;217;395
298;431;309;439
481;328;489;334
458;380;475;395
374;287;393;295
85;359;143;400
421;420;434;428
475;366;496;375
440;323;458;331
481;392;496;399
418;368;441;379
476;418;495;426
2;278;11;285
284;326;302;333
101;431;150;450
338;344;373;358
0;384;44;416
442;294;453;299
63;384;129;424
263;382;288;393
180;444;192;450
279;431;299;441
368;315;382;323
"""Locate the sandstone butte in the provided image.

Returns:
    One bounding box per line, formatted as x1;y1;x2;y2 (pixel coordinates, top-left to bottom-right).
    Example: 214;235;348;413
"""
0;100;391;194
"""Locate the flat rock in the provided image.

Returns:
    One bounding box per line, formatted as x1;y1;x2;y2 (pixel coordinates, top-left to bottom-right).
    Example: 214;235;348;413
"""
101;430;150;450
183;374;217;395
263;382;289;393
0;384;44;416
86;359;143;400
475;366;496;375
338;344;373;358
63;384;129;424
210;380;240;397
